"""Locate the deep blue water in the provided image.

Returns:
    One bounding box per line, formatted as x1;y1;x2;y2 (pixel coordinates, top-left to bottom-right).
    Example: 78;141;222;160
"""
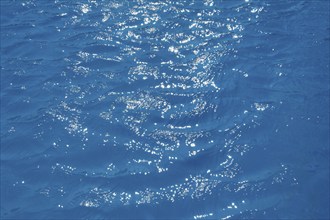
1;0;329;219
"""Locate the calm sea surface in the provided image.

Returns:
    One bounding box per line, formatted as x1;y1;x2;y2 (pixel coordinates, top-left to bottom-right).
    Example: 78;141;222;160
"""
1;0;329;219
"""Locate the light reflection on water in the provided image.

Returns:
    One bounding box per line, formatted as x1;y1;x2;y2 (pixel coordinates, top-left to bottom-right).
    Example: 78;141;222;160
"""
45;0;286;216
1;0;329;219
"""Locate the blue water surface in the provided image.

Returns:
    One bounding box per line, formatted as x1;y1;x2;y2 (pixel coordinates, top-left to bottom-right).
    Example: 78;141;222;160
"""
1;0;329;219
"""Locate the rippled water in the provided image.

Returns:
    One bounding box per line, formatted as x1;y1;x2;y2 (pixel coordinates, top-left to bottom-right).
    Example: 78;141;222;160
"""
1;0;329;219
